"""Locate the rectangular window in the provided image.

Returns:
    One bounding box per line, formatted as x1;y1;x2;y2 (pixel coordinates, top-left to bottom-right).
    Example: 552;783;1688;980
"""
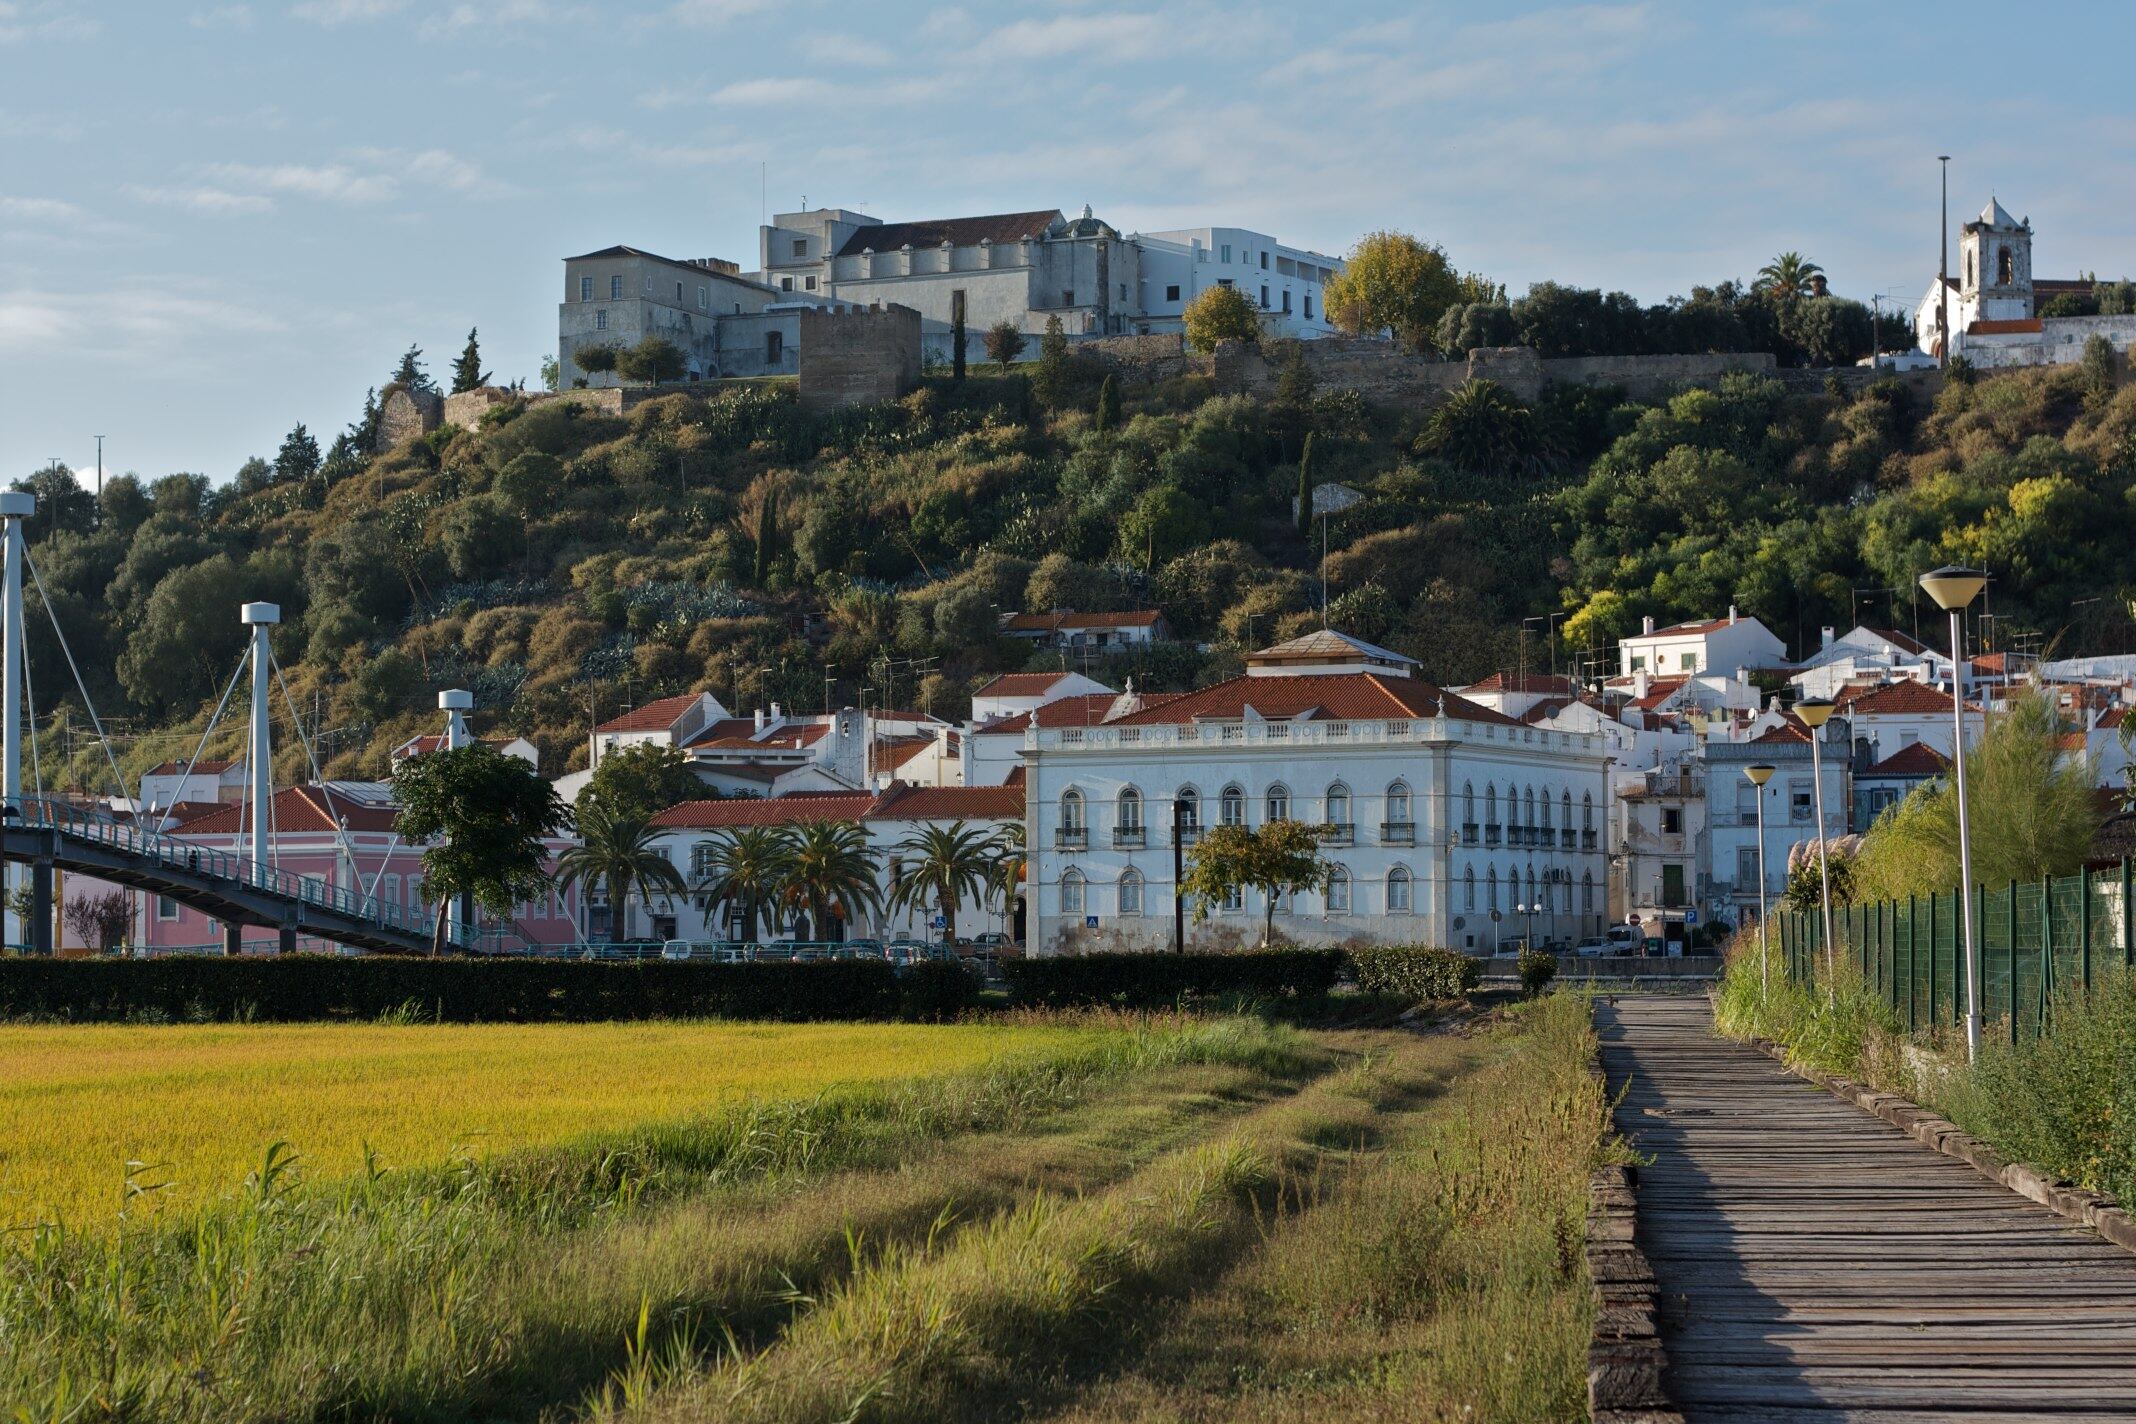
609;275;623;299
804;274;818;291
1681;653;1697;670
1790;781;1813;822
1281;290;1292;314
1222;884;1244;913
1220;244;1232;263
1737;848;1758;887
1661;807;1682;835
766;330;784;365
579;275;592;301
643;276;654;295
1629;655;1646;671
1217;277;1234;288
594;309;608;330
1260;251;1270;269
383;874;401;909
1661;864;1685;907
1062;289;1075;306
1304;293;1314;319
698;285;708;310
676;281;684;302
780;276;794;291
1260;285;1269;308
157;895;180;922
792;238;807;259
1165;284;1180;302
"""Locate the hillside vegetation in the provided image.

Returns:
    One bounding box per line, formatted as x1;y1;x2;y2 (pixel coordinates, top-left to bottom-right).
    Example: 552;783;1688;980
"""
20;343;2136;789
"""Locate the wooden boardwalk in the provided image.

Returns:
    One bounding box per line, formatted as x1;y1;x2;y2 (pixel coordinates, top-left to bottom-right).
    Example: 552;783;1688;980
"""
1599;994;2136;1422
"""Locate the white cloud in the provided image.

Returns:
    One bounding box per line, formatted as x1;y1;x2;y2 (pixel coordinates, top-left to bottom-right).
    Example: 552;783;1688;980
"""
0;1;99;41
288;0;406;24
0;283;285;359
202;161;398;204
666;0;769;24
974;11;1167;62
0;193;132;240
0;194;87;223
188;4;253;28
802;31;889;67
126;184;275;215
706;76;838;106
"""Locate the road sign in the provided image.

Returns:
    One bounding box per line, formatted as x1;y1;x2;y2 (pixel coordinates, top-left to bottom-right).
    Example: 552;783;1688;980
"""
1489;910;1501;922
1084;915;1099;929
1627;914;1642;925
931;915;946;929
1684;910;1699;925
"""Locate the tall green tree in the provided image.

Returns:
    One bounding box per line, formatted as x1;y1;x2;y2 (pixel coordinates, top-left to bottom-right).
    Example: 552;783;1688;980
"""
451;327;489;394
392;743;567;955
887;821;995;943
1755;251;1825;303
694;826;793;941
616;335;687;385
1295;432;1316;536
1180;821;1330;947
1323;230;1464;350
1094;373;1120;434
391;344;438;395
753;486;779;586
578;743;705;824
574;344;619;377
776;820;879;941
1181;286;1260;352
273;425;321;486
951;296;968;381
555;798;687;944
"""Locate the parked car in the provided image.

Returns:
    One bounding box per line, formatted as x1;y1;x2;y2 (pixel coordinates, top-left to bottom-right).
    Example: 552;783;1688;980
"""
1572;937;1615;958
841;938;885;960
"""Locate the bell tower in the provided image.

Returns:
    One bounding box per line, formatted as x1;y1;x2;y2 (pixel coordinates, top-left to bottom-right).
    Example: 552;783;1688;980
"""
1960;198;2034;321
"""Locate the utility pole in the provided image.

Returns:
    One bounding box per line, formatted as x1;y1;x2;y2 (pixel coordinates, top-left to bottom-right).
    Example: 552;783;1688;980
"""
1938;155;1952;369
94;436;104;502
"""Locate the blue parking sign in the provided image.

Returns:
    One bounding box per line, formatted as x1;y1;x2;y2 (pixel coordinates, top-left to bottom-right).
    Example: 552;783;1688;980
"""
1084;915;1099;929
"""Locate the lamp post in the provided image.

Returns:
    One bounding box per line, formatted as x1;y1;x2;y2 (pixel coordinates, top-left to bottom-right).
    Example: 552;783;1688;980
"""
1520;899;1540;952
1921;565;1988;1061
1744;764;1776;996
1794;697;1840;987
1171;793;1188;954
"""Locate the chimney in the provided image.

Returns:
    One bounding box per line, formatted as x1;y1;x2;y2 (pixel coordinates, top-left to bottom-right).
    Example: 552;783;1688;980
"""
1728;604;1739;625
1641;616;1656;636
770;700;783;723
753;707;767;733
1821;626;1835;650
1634;669;1650;701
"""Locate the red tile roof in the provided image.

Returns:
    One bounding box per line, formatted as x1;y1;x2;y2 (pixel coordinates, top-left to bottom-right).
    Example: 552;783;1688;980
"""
1102;673;1516;727
145;759;235;776
650;793;874;829
1865;742;1950;776
973;672;1080;699
1462;672;1578;695
1750;720;1811;744
867;783;1023;821
1835;680;1976;715
594;693;704;735
976;692;1159;735
1629;677;1689;711
870;737;936;775
1637;617;1742;638
836;210;1062;257
178;785;401;836
1970;318;2043;335
1001;609;1163;633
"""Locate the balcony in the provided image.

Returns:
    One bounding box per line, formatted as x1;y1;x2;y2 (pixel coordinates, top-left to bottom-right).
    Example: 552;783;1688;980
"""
1484;826;1502;847
1461;822;1479;846
1380;820;1416;846
1112;826;1146;849
1582;829;1598;850
1175;824;1201;846
1054;827;1088;851
1560;829;1576;850
1321;822;1355;847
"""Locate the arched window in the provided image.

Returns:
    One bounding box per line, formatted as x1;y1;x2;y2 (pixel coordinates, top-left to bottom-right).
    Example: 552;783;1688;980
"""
1582;870;1595;913
1222;882;1244;912
1523;786;1536;828
1326;782;1352;827
1582;791;1594;830
1325;865;1351;915
1119;869;1143;916
1061;869;1084;915
1061;788;1085;832
1526;865;1537;908
1176;786;1200;832
1487;867;1499;911
1117;786;1143;833
1464;866;1476;911
1386;779;1412;826
1539;788;1552;830
1997;244;2013;285
1266;783;1290;822
1220;784;1246;827
1485;783;1498;827
1388;866;1412;914
1462;781;1475;824
1562;789;1573;832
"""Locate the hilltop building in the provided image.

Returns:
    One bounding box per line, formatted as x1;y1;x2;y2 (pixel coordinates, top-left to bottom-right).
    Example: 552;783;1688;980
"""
1913;198;2136;369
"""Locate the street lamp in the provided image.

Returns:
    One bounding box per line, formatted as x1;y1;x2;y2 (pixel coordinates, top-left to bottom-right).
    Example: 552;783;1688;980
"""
1794;696;1840;987
1744;763;1776;996
1921;565;1988;1060
1518;899;1540;951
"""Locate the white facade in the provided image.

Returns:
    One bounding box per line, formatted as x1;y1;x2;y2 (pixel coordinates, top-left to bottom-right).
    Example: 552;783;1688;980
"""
1702;721;1850;931
1133;227;1344;340
1911;197;2136;368
1619;609;1788;679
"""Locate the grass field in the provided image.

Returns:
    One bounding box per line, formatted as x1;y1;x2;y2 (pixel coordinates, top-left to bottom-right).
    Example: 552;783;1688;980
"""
0;1019;1088;1229
0;1000;1612;1424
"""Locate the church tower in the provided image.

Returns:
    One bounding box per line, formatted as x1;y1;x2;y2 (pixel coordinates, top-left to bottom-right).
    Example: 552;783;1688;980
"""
1960;198;2034;321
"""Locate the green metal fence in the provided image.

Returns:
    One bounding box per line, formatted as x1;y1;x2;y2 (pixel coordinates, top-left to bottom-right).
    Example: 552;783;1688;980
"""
1779;861;2136;1041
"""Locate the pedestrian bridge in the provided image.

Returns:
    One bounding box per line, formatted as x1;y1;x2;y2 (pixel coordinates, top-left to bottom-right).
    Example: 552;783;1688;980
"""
1;797;470;956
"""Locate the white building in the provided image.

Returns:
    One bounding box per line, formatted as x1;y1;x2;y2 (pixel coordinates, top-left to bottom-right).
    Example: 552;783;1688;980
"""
1791;624;1947;700
1614;758;1706;946
578;691;956;802
969;670;1114;730
1132;227;1344;341
1020;631;1609;956
558;245;821;387
999;610;1169;651
1619;609;1789;679
1702;715;1851;932
1833;679;1984;764
1912;198;2136;368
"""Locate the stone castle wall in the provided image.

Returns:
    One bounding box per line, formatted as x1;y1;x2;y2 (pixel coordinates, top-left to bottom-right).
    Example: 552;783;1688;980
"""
798;303;922;412
375;384;443;450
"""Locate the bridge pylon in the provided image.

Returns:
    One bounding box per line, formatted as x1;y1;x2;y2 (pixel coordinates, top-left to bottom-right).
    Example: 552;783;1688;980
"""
1;490;32;951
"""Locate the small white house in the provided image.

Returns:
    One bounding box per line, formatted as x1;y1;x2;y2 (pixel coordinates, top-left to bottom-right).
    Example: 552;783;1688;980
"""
1619;609;1788;680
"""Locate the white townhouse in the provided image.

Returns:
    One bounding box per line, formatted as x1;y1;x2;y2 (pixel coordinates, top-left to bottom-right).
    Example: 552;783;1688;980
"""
1020;632;1610;956
1702;714;1851;933
1619;609;1788;679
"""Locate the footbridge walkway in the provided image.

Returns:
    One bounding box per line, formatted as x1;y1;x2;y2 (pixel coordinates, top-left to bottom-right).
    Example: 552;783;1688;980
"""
1600;995;2136;1421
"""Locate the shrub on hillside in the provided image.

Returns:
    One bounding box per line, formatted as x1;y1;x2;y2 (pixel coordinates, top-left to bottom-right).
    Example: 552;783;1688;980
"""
1346;945;1480;1001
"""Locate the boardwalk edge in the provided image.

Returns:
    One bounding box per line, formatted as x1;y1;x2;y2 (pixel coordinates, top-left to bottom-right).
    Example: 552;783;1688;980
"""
1586;1055;1686;1424
1744;1034;2136;1258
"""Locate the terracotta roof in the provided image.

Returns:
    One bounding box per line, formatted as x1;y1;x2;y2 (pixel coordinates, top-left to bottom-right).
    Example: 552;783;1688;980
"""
1865;626;1933;657
1865;742;1950;776
866;783;1023;821
1249;629;1416;668
650;793;873;829
974;672;1080;699
145;759;235;776
1635;617;1739;638
1969;318;2043;335
977;692;1153;735
594;693;705;735
2057;731;2092;752
178;785;401;836
1101;672;1515;728
1750;720;1811;744
1462;672;1578;695
2100;706;2131;730
1002;610;1163;633
393;733;521;758
836;210;1062;257
1630;677;1688;711
1002;765;1025;787
1519;697;1573;724
161;800;229;826
1836;681;1976;715
870;737;936;775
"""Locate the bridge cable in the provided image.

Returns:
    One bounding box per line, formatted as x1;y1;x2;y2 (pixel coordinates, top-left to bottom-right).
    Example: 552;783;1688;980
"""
165;651;249;820
23;547;135;813
267;647;383;916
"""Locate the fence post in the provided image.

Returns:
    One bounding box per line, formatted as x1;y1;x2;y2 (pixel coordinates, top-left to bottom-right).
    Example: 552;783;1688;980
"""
2081;869;2093;994
1906;894;1917;1031
1927;892;1938;1031
2039;876;2053;1038
2124;858;2134;969
2008;882;2019;1047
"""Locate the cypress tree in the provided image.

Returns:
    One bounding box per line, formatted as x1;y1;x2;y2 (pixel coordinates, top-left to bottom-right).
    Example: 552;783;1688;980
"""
1296;432;1316;536
451;327;489;394
951;300;968;381
753;487;778;586
1095;373;1120;435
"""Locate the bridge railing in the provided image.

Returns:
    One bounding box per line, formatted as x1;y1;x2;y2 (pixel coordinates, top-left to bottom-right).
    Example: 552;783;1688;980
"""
1778;858;2136;1043
16;797;481;949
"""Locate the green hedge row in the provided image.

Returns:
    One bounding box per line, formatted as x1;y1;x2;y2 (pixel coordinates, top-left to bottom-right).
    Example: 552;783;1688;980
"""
1000;949;1346;1009
1346;945;1482;1001
0;956;977;1024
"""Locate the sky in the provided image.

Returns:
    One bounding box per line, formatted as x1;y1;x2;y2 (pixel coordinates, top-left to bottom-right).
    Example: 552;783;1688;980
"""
6;0;2136;484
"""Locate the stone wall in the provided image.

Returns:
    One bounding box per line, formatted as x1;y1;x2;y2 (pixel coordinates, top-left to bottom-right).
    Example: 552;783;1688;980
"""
441;385;518;429
1540;350;1776;399
798;302;922;412
375;383;443;451
1079;331;1199;383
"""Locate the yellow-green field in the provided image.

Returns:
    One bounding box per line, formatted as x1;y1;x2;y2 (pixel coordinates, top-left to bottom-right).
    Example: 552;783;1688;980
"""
0;1020;1084;1228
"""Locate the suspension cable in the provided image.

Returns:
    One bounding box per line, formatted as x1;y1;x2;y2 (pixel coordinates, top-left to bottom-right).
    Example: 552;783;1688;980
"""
21;623;42;806
22;546;135;811
167;651;249;820
268;648;376;909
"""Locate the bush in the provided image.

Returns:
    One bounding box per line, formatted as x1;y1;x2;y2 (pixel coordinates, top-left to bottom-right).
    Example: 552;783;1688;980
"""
1517;947;1557;998
1346;945;1480;1001
1000;949;1344;1009
898;959;981;1021
0;957;926;1024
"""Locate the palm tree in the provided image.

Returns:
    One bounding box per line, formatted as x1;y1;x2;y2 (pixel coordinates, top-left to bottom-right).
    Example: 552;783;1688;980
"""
693;825;793;941
1756;251;1824;303
887;821;997;944
987;822;1027;935
776;820;880;942
556;800;687;943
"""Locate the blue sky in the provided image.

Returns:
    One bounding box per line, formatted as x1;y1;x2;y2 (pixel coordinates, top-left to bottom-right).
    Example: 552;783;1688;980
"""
5;0;2136;483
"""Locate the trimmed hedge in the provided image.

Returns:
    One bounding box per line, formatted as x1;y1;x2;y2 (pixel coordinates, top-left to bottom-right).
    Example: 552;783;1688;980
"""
0;956;976;1024
1000;949;1345;1009
1346;945;1481;1001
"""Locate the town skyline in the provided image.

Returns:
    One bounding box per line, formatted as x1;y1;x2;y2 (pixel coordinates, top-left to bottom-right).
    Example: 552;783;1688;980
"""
7;0;2136;479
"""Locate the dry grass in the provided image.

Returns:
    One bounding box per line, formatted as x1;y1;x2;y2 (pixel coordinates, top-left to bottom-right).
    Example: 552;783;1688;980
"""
0;1019;1089;1229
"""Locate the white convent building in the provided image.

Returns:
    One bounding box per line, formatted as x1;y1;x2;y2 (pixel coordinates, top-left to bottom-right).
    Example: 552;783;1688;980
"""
1020;631;1609;956
1913;197;2136;369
